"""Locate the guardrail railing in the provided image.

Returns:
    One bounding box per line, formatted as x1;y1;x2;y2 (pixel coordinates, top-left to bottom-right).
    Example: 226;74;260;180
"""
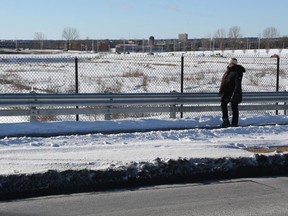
0;92;287;122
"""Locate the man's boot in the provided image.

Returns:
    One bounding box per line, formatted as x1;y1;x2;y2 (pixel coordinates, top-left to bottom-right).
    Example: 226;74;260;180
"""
221;118;230;128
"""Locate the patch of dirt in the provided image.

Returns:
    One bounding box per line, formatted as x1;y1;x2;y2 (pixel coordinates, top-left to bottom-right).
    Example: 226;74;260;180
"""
246;146;288;153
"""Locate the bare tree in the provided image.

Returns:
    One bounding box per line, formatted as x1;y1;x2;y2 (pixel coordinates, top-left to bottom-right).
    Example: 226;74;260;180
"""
262;26;280;38
62;27;80;50
228;26;242;50
214;28;226;52
262;26;280;51
280;36;288;49
34;32;46;49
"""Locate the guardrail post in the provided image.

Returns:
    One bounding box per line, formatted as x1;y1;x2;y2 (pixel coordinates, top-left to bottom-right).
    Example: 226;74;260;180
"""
170;90;177;119
29;89;38;122
104;106;111;120
104;91;112;120
170;105;176;119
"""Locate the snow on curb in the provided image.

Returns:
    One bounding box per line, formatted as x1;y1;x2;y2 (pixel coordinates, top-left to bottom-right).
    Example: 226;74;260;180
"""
1;154;288;200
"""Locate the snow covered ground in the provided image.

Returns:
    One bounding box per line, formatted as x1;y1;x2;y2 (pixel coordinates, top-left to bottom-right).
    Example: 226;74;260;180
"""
1;114;288;176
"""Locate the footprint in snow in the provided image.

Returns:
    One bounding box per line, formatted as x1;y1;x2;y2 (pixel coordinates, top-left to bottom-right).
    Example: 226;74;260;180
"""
235;143;246;148
51;144;60;147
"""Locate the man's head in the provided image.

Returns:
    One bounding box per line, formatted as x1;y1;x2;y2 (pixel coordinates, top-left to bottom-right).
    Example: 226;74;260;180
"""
228;58;238;65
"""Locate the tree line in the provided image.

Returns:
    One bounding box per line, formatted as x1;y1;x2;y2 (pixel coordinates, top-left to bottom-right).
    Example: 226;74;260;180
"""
31;26;288;52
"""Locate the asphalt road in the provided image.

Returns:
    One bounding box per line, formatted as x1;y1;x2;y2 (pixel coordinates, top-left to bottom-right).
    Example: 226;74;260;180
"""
1;177;288;216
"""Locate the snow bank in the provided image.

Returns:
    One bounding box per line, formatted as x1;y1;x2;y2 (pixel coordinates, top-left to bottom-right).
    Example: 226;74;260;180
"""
1;153;288;200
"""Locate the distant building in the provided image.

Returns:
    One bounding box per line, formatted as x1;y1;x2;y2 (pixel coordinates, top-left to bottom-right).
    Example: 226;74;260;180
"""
0;40;16;49
178;33;188;51
115;43;139;53
178;33;188;42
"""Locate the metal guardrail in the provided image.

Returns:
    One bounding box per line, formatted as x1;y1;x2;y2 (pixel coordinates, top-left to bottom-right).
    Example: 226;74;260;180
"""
0;92;287;121
0;92;287;106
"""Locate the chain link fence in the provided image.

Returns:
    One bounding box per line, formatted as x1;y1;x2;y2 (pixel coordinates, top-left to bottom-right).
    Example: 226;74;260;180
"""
0;53;287;122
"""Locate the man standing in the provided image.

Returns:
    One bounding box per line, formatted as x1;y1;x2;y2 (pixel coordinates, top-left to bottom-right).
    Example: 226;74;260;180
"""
219;58;246;127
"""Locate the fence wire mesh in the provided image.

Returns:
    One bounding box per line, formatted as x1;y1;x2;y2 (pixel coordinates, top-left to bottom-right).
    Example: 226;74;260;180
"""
0;53;287;122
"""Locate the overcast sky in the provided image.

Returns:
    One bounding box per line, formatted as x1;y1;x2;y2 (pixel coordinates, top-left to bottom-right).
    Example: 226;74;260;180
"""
1;0;287;40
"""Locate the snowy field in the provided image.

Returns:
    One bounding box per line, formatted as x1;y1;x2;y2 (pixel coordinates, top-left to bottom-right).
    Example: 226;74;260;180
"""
1;114;288;175
0;48;287;96
0;49;288;176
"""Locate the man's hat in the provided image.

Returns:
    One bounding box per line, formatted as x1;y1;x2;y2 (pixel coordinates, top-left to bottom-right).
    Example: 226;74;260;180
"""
228;58;238;65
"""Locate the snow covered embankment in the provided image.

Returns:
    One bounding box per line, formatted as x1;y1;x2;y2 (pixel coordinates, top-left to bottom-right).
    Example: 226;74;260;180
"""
1;154;288;200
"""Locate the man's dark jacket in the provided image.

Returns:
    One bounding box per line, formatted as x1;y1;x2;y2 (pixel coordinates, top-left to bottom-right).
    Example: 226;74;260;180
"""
219;65;246;103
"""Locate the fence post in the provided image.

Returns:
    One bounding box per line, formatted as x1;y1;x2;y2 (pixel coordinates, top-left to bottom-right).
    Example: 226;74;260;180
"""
180;54;184;118
75;57;79;121
29;89;38;122
276;56;280;115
